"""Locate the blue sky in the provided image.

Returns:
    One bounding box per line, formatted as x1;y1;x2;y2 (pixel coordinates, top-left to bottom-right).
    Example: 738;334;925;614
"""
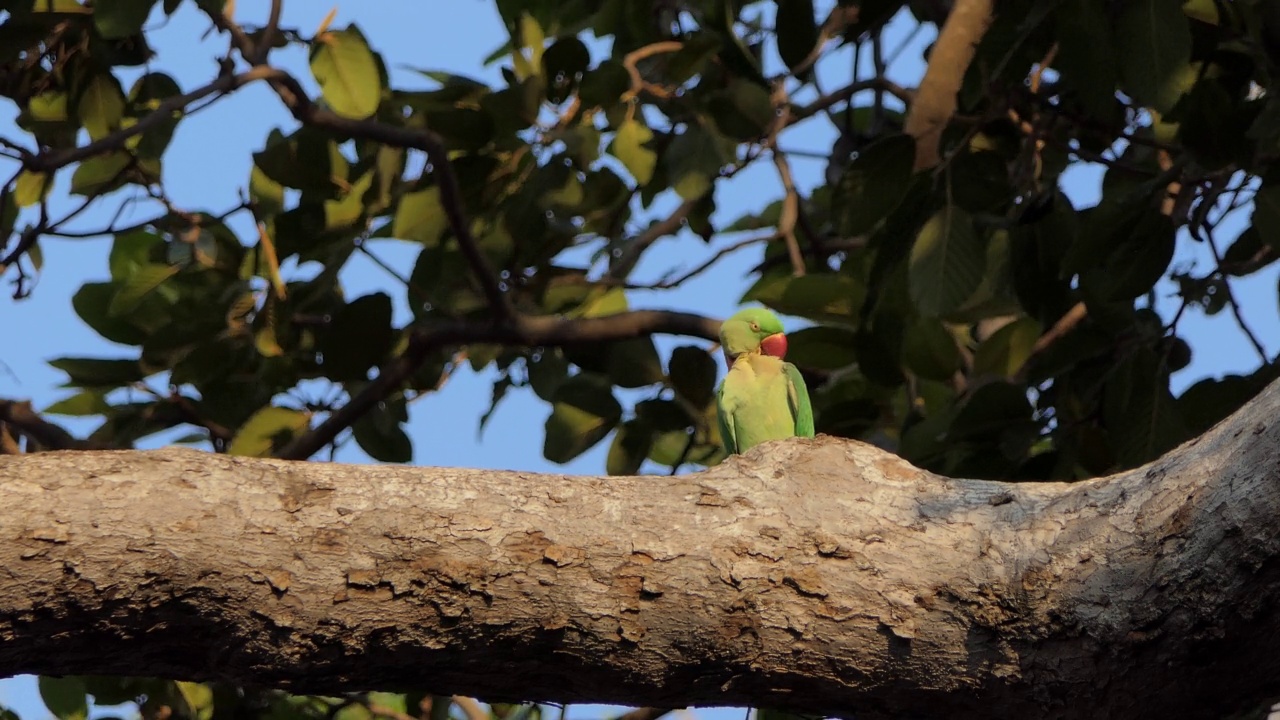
2;1;1277;718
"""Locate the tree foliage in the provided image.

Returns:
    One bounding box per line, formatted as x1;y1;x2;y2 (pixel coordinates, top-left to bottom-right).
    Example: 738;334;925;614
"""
3;0;1280;717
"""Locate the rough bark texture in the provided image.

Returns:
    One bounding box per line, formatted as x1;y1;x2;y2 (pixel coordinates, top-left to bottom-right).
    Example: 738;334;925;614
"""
3;381;1280;720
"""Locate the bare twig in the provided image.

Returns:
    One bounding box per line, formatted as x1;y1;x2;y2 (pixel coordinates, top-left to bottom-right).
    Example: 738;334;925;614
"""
620;40;685;102
766;82;805;277
790;78;913;124
606;197;702;281
619;232;781;290
251;0;284;65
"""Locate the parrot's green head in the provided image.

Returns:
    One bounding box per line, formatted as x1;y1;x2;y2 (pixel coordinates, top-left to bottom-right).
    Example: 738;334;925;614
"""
719;308;788;364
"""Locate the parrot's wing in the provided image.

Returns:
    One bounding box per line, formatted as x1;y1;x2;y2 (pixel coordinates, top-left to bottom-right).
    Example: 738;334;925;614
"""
784;362;815;438
715;380;739;455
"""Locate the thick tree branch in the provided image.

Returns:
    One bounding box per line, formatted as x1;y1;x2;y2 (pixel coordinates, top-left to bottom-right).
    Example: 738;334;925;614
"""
4;380;1280;719
902;0;993;170
276;311;721;460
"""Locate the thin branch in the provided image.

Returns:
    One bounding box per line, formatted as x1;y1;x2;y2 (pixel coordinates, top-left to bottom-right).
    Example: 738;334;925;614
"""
606;197;701;281
619;232;781;290
612;709;673;720
790;77;913;124
766;82;805;277
275;310;722;460
251;0;284;65
25;65;277;176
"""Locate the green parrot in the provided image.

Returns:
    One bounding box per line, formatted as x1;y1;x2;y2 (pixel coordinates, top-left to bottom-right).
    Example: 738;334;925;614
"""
715;307;814;454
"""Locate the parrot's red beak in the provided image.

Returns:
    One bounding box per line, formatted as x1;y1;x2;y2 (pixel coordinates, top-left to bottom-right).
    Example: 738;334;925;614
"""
760;332;787;358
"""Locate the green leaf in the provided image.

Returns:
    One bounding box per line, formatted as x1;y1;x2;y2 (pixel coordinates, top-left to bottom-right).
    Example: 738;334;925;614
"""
252;127;336;195
310;26;382;120
1177;374;1258;436
352;401;413;463
70;151;132;196
606;419;652;476
541;37;590;103
1114;0;1191;113
317;292;395;381
393;186;448;245
49;357;146;388
707;78;774;142
175;682;214;720
948;380;1034;444
525;350;568;404
837;134;916;236
72;282;149;345
665;124;730;200
1080;209;1175;301
668;345;719;408
543;373;622;464
1103;346;1187;467
228;406;311;457
743;272;864;323
613;117;657;185
948;150;1013;213
774;0;818;73
785;325;859;371
902;319;961;381
909;205;987;318
1054;0;1118;118
15;169;52;207
109;229;163;279
77;72;127;141
44;389;112;416
973;317;1041;378
578;60;630;107
94;0;158;38
109;263;179;316
39;676;88;720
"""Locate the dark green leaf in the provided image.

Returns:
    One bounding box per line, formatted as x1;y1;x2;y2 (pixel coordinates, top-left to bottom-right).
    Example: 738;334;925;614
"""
948;150;1013;213
785;325;859;371
837;134;916;236
1114;0;1192;113
1251;180;1280;251
317;292;395;382
707;78;774;142
606;419;652;476
1178;374;1259;436
542;37;590;103
48;357;146;388
352;401;413;463
668;345;718;408
75;72;126;140
902;319;961;381
577;60;630;108
39;677;88;720
543;373;622;463
1103;346;1188;467
744;272;864;323
774;0;818;74
908;205;987;317
70;152;132;196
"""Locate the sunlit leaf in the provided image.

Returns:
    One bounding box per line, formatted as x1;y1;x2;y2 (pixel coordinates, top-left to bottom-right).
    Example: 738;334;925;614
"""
310;25;383;120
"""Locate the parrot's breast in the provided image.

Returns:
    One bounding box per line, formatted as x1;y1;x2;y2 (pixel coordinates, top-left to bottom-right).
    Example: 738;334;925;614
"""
720;354;795;453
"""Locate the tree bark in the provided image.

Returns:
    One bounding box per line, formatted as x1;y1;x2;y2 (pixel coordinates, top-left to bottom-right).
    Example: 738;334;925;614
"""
3;381;1280;720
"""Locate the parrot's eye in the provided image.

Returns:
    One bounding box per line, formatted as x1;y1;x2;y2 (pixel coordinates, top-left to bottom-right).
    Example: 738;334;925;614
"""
749;322;760;331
